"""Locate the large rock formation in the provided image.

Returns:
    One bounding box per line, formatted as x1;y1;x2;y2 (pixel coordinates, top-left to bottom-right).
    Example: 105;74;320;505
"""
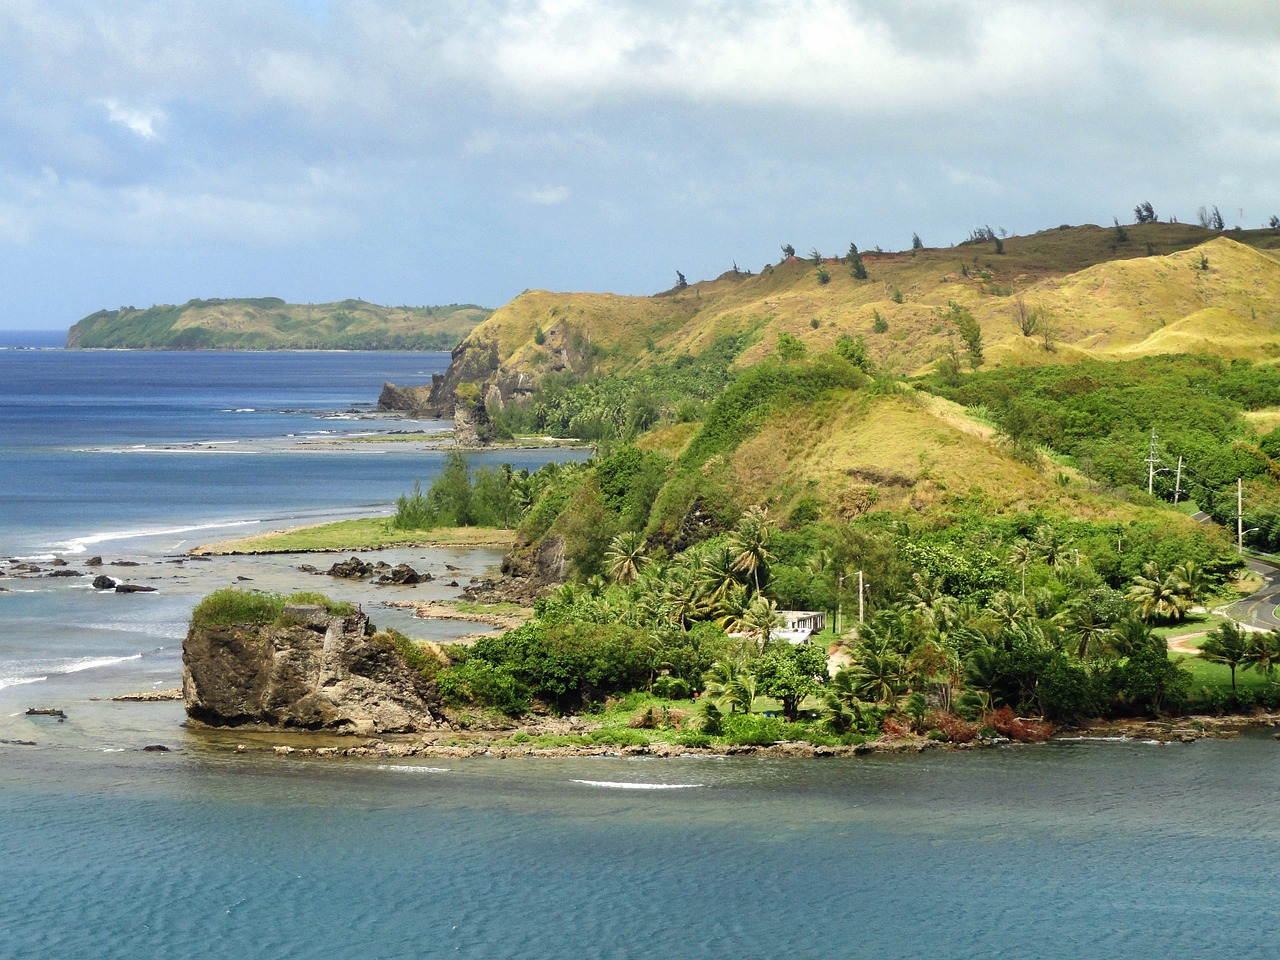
182;604;444;735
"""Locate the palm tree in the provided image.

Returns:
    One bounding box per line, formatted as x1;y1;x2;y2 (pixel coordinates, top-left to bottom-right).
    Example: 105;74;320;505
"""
1061;597;1111;660
1127;562;1190;622
822;668;874;733
729;505;774;594
1173;559;1207;607
963;645;1003;710
1107;616;1161;658
1202;620;1250;691
740;595;784;650
696;542;740;608
659;565;702;629
1008;538;1035;595
850;641;905;706
1032;524;1071;574
702;660;747;713
604;531;647;585
1242;630;1280;683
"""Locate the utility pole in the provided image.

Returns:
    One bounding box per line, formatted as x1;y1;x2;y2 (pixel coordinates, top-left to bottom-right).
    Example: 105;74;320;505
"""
1145;427;1160;496
1173;456;1183;505
836;573;844;636
1238;477;1244;555
857;570;866;625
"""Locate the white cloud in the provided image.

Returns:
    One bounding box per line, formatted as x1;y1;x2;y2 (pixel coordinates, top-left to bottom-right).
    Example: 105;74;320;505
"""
101;98;163;139
518;185;570;206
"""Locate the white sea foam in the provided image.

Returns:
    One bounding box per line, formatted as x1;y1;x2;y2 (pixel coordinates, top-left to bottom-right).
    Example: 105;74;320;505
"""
0;675;48;691
222;408;256;413
57;519;261;554
58;654;142;674
375;765;450;774
571;779;705;790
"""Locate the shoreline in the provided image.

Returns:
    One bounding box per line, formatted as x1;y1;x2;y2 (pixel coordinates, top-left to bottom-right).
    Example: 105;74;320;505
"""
173;709;1280;763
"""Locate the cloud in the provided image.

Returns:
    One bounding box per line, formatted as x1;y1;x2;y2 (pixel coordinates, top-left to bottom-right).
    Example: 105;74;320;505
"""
518;185;571;206
101;98;163;139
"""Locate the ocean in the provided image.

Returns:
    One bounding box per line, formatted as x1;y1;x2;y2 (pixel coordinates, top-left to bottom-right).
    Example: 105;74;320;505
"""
2;344;1277;959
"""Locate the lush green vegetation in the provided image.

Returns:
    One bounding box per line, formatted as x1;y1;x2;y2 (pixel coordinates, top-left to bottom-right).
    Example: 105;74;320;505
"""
393;453;577;531
923;356;1280;549
191;589;357;629
67;299;489;350
487;334;752;442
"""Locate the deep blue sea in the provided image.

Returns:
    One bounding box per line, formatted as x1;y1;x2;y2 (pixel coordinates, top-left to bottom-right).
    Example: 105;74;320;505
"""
3;344;1279;960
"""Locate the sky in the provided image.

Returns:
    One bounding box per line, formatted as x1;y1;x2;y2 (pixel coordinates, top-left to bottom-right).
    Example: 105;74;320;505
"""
2;0;1280;330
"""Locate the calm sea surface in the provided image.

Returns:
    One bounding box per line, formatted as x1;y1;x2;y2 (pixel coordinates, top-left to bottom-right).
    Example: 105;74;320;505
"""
2;346;1278;959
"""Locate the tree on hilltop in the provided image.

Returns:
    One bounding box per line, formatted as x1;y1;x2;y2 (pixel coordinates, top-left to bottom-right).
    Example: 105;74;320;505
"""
1133;201;1157;224
846;243;868;280
781;243;795;259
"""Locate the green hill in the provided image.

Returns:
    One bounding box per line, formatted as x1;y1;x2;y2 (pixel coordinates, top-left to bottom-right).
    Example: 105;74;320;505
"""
404;223;1280;415
66;297;490;350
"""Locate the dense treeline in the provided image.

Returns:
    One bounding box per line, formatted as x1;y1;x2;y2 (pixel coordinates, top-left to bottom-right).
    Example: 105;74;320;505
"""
487;334;751;441
924;356;1280;550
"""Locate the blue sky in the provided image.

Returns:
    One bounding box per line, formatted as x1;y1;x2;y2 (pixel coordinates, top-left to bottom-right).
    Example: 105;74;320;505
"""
2;0;1279;330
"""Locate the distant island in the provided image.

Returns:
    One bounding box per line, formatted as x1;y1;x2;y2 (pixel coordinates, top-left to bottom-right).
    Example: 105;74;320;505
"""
65;297;491;350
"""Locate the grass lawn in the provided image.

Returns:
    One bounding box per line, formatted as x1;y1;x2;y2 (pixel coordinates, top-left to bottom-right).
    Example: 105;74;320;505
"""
193;518;517;554
1179;649;1278;693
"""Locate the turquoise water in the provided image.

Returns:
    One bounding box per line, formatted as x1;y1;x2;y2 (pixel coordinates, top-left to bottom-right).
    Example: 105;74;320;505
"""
5;738;1280;959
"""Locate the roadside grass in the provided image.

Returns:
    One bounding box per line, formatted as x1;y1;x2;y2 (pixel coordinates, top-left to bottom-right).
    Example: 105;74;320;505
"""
1151;612;1224;640
1180;651;1279;694
192;518;516;554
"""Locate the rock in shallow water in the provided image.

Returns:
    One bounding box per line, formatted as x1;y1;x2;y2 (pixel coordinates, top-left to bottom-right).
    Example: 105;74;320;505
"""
182;604;445;735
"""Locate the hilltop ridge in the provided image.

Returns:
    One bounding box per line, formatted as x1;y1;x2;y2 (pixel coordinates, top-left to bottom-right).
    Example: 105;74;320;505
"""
66;297;490;350
394;222;1280;416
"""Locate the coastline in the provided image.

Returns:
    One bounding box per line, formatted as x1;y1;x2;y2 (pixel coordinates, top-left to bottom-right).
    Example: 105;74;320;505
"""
179;710;1276;763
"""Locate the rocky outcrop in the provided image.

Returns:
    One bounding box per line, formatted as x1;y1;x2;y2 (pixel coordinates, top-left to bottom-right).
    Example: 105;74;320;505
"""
182;604;445;735
376;381;436;414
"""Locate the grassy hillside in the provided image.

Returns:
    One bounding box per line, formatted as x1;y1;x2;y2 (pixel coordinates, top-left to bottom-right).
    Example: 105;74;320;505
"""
428;223;1280;411
66;297;490;350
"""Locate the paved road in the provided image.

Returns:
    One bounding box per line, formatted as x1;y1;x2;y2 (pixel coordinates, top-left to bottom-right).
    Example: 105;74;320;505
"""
1223;558;1280;630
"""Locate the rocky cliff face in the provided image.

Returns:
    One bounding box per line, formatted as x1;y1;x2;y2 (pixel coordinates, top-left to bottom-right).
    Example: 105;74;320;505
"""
182;604;445;735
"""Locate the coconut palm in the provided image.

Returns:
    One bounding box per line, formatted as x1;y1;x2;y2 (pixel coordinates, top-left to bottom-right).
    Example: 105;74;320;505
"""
822;668;876;733
604;530;647;585
1128;561;1191;622
696;542;740;608
740;595;784;650
703;660;759;715
729;505;774;594
850;641;905;706
659;565;702;629
1242;629;1280;683
1107;616;1161;658
1008;538;1035;595
1202;620;1251;691
1061;596;1111;660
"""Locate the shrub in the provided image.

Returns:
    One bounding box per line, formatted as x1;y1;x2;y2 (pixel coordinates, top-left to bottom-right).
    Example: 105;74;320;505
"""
191;589;286;628
651;675;692;699
373;629;444;682
587;728;649;746
720;713;783;745
436;661;530;715
924;711;978;743
983;706;1052;742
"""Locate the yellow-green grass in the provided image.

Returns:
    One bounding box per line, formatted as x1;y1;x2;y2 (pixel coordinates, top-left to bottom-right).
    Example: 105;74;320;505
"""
724;390;1199;527
192;518;516;555
444;224;1280;403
